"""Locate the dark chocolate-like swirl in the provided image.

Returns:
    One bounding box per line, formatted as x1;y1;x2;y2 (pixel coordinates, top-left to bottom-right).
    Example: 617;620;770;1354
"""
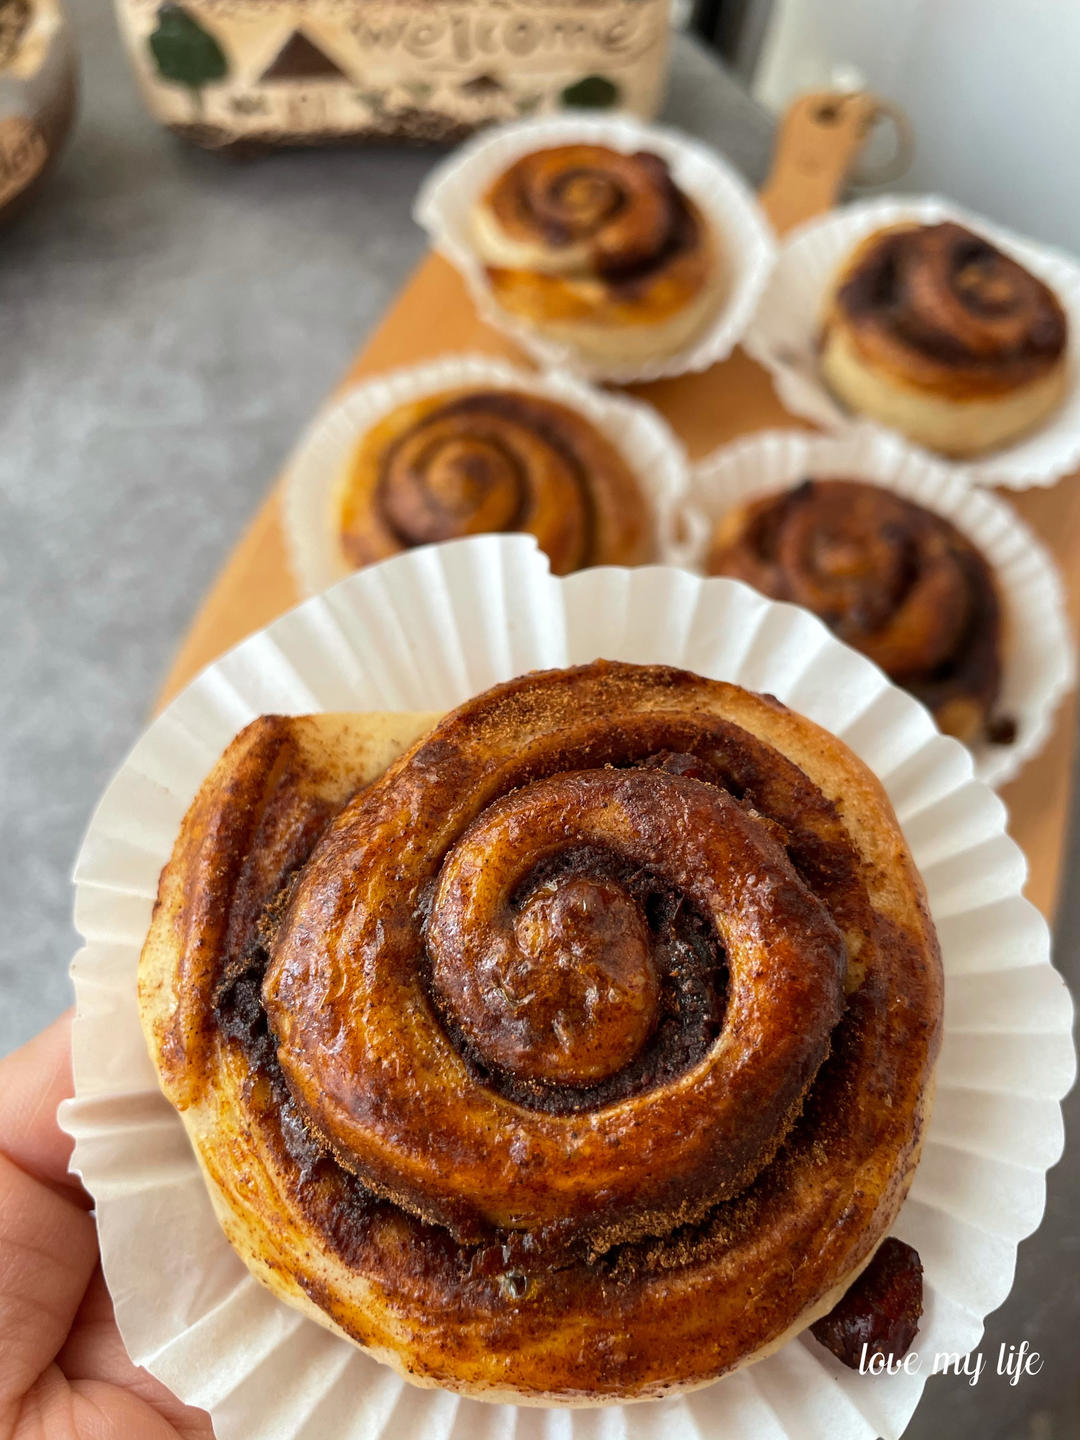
480;146;715;331
487;145;686;277
830;222;1066;395
338;387;651;573
811;1235;924;1368
263;699;848;1254
708;479;1002;743
146;661;942;1400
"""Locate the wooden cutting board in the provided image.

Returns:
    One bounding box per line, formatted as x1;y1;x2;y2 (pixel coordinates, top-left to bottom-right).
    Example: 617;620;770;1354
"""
156;92;1080;924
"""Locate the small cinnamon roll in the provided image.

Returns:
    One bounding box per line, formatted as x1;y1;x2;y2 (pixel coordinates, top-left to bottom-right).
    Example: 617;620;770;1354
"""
821;222;1068;456
707;478;1003;743
471;145;722;363
337;387;652;572
139;660;941;1402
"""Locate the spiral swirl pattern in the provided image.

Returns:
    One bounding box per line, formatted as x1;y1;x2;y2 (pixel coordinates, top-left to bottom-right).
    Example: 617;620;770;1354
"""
474;146;719;357
486;145;680;277
143;661;942;1400
828;221;1066;395
337;387;651;573
266;729;847;1251
708;479;1002;743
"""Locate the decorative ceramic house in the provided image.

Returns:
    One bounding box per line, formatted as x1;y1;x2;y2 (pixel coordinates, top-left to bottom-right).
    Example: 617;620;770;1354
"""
113;0;671;149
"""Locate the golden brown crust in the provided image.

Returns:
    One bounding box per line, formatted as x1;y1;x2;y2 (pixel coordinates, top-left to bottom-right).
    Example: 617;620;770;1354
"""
337;387;652;573
825;221;1067;397
139;662;942;1403
707;479;1003;743
472;146;722;361
821;222;1068;454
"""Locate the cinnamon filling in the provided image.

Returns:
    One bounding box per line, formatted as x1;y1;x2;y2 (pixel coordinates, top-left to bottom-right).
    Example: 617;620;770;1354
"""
492;146;691;282
483;144;711;311
338;386;651;576
373;391;594;554
211;727;859;1267
835;221;1066;389
709;478;1003;743
811;1236;924;1367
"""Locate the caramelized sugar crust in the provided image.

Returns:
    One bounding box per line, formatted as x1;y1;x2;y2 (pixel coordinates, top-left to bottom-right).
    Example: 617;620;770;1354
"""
475;147;720;346
824;221;1066;399
338;388;652;573
140;661;941;1402
708;478;1002;743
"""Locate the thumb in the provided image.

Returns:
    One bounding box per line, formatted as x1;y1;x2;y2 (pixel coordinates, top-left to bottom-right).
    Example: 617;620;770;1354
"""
0;1013;98;1414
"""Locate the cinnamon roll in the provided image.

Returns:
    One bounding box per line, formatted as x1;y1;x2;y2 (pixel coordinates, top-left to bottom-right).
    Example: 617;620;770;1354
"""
139;661;941;1402
337;387;651;572
708;479;1003;744
821;222;1068;456
471;145;722;363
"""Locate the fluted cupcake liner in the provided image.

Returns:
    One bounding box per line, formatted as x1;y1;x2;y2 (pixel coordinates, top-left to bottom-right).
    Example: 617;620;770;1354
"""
742;194;1080;489
61;535;1074;1440
414;113;776;383
686;426;1075;787
281;353;694;597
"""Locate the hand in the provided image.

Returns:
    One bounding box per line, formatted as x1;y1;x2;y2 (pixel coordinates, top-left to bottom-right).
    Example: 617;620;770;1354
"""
0;1012;214;1439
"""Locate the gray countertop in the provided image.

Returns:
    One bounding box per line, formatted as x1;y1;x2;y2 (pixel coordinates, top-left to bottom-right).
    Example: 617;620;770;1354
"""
2;5;1076;1436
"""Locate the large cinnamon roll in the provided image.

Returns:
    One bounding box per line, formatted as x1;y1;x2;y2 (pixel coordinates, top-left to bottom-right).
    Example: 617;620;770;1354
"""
139;661;941;1402
821;221;1068;456
337;387;651;572
708;479;1003;744
472;145;722;363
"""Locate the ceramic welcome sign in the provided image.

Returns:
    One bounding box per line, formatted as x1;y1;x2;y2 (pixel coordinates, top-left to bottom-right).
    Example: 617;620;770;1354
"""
112;0;672;149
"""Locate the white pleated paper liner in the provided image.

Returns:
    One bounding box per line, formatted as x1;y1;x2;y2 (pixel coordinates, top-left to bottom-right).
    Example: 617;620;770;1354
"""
281;353;694;597
686;426;1075;788
741;194;1080;489
413;113;776;384
61;536;1075;1440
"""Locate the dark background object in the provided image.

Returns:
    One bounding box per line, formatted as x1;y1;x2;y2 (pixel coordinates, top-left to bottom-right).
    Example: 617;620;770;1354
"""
690;0;774;80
